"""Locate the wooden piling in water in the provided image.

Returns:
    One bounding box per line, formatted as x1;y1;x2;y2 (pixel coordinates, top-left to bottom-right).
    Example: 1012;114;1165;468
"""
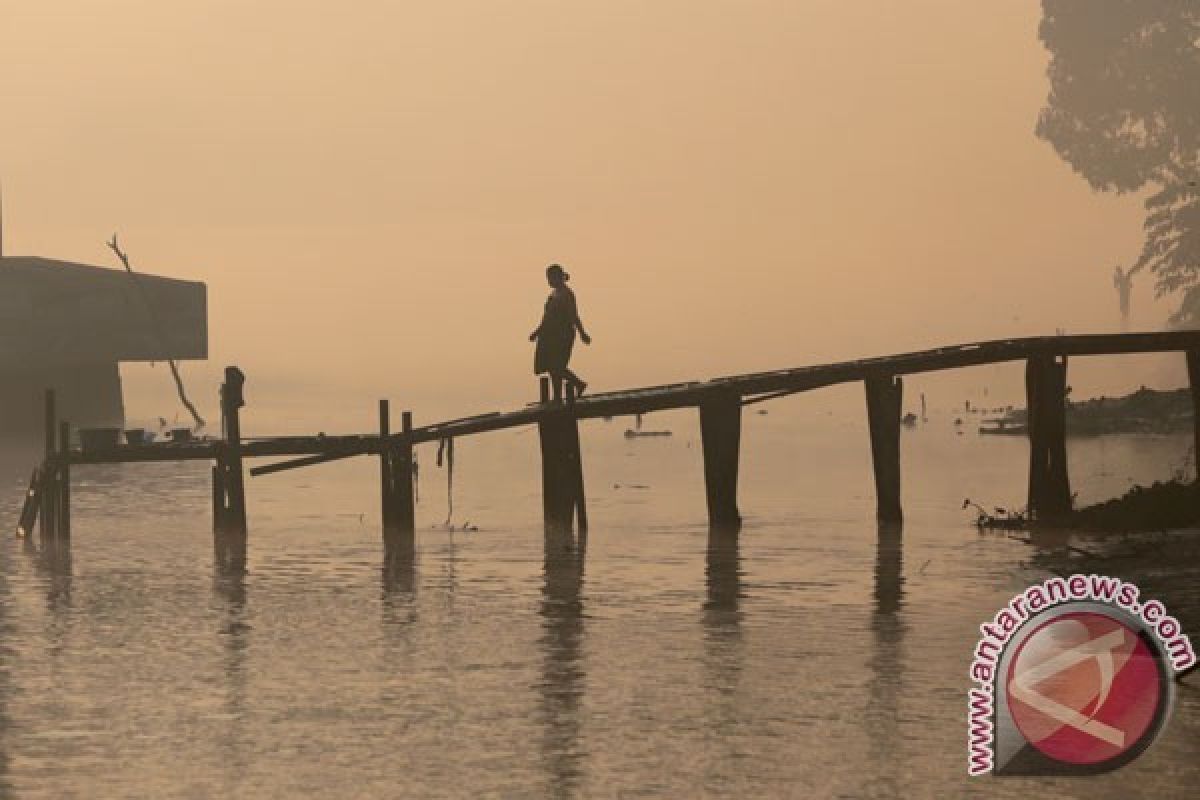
864;375;903;523
1187;349;1200;481
217;367;248;535
538;381;585;532
379;399;394;531
40;390;57;542
699;391;741;527
1026;354;1071;520
391;411;416;536
57;420;71;540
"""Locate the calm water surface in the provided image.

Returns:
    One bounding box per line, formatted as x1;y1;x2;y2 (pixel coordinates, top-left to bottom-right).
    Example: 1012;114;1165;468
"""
1;397;1197;798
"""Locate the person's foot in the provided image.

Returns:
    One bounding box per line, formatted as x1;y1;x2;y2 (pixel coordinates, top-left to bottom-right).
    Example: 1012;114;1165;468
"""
575;380;588;398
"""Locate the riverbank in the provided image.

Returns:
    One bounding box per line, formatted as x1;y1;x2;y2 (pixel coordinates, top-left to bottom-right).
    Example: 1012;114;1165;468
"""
980;386;1194;436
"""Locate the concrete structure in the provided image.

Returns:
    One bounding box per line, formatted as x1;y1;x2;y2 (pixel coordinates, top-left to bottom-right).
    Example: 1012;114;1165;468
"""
0;256;207;435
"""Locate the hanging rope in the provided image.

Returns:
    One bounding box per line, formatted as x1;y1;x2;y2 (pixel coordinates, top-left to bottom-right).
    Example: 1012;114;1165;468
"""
436;437;454;526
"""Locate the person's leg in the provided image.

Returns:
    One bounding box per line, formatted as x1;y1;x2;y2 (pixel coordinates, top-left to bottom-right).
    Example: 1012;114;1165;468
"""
549;370;565;403
563;368;587;397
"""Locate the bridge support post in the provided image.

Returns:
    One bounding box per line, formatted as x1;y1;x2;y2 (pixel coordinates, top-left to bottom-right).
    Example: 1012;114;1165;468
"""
1187;350;1200;482
699;391;741;528
864;375;903;523
1026;355;1071;521
389;411;417;538
379;400;395;532
538;393;585;533
216;367;248;536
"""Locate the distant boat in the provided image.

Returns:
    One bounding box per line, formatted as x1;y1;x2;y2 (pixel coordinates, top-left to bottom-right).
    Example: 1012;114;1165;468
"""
626;412;670;438
902;412;918;426
978;419;1026;435
624;429;672;438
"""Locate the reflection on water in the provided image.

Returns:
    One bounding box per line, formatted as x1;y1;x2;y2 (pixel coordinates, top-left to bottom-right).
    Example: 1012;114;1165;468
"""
0;553;12;799
382;530;417;601
701;523;744;794
865;521;905;798
539;526;587;799
213;529;250;793
0;421;1197;797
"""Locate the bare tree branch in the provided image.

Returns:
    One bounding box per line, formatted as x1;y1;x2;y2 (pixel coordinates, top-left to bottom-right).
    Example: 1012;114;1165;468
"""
106;234;206;430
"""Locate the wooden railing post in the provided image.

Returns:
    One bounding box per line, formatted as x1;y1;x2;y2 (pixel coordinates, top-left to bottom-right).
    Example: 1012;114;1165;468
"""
699;391;742;528
864;375;903;523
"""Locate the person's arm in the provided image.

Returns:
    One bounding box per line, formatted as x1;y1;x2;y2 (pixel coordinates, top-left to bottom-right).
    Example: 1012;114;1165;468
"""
529;321;541;342
572;295;591;345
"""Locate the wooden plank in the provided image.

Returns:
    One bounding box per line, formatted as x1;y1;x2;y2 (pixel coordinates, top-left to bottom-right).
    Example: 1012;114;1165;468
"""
249;450;363;476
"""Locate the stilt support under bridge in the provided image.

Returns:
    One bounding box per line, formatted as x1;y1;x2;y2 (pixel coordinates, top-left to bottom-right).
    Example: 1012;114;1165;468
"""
699;390;742;528
865;374;903;524
1025;354;1071;521
538;377;588;534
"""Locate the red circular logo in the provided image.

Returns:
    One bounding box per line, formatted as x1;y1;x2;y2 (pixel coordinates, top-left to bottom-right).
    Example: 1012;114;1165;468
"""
1006;611;1163;765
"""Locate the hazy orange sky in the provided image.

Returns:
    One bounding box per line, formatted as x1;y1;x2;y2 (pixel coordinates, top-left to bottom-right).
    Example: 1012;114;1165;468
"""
0;1;1180;426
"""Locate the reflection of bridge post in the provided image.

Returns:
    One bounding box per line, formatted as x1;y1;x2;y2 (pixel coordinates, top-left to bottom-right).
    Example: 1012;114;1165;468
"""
538;526;587;798
704;521;742;617
0;564;11;797
864;375;903;523
699;391;742;527
382;528;417;598
212;525;250;788
1026;355;1071;520
863;520;904;796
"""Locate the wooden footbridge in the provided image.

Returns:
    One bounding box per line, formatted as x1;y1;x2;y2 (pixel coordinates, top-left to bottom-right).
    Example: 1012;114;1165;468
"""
17;331;1200;547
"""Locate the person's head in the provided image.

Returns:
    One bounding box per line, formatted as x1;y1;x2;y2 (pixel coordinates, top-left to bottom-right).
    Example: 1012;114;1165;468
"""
546;263;569;287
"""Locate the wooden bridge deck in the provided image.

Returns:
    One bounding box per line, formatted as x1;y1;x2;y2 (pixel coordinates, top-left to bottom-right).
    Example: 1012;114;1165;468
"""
23;329;1200;544
64;330;1200;464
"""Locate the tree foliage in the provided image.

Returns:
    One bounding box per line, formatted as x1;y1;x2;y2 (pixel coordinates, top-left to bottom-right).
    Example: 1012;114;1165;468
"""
1036;1;1200;322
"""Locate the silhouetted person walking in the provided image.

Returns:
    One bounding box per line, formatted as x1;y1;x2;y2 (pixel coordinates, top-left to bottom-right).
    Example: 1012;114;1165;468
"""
531;264;590;402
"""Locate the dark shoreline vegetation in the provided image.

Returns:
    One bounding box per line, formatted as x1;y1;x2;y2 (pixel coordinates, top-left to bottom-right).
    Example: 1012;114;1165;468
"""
971;386;1200;534
1068;479;1200;532
980;386;1194;436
